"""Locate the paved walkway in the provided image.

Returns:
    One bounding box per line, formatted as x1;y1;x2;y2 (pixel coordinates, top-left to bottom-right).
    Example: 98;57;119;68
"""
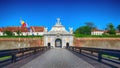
20;48;94;68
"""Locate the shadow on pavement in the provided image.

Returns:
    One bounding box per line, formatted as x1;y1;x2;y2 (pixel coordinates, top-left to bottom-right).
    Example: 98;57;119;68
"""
68;50;119;68
4;50;50;68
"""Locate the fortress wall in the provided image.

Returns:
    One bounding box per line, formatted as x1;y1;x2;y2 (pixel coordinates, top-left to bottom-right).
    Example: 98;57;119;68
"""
1;37;120;50
74;38;120;50
0;38;43;50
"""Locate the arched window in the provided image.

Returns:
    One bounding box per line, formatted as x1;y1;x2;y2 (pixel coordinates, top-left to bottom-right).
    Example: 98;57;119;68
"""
66;42;69;48
48;43;51;47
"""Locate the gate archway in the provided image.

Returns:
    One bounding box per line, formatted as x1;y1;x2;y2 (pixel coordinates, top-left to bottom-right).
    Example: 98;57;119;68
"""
55;38;62;48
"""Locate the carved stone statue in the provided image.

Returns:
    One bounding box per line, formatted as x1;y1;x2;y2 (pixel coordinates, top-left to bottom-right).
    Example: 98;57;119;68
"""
56;18;61;25
44;27;48;32
69;27;73;33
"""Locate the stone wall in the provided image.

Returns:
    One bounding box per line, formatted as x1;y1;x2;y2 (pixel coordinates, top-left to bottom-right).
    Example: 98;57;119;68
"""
74;38;120;50
1;37;120;50
0;38;43;50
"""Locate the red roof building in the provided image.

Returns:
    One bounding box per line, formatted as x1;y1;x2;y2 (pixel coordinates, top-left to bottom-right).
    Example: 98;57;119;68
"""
0;26;44;36
91;28;104;35
30;26;44;32
0;26;44;32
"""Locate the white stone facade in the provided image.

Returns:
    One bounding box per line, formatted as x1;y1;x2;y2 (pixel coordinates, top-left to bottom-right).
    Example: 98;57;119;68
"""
21;32;44;36
91;31;104;35
0;32;3;36
0;32;44;36
44;18;73;48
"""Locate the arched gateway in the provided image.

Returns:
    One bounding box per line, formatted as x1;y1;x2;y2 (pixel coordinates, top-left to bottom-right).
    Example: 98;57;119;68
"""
55;38;62;47
44;18;73;48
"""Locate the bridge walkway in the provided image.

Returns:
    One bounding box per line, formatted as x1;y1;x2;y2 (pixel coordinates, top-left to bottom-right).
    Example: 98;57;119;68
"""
5;48;110;68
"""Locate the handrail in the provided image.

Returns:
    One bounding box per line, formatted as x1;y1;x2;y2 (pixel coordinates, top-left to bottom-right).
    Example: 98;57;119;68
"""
67;46;120;65
0;46;50;67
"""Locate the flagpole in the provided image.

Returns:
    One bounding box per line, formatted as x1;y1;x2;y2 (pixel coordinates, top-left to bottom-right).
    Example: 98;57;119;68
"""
19;18;21;49
19;18;21;48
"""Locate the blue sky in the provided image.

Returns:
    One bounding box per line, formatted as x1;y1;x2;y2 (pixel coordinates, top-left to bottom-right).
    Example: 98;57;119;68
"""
0;0;120;31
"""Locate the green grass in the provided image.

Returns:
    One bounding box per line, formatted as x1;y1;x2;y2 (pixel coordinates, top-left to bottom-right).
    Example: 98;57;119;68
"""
102;54;118;59
0;56;12;61
74;34;120;38
0;36;43;38
1;34;120;38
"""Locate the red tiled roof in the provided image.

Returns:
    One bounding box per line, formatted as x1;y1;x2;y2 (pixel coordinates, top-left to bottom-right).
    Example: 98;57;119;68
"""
92;28;104;32
20;27;29;32
5;27;20;32
0;26;44;32
104;30;108;33
0;28;2;32
30;26;44;32
116;31;120;33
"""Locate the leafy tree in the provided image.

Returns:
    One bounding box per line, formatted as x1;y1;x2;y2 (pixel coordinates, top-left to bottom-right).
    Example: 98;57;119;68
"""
106;23;116;35
74;22;95;35
74;26;91;35
16;30;21;36
3;30;14;36
85;22;95;29
117;24;120;32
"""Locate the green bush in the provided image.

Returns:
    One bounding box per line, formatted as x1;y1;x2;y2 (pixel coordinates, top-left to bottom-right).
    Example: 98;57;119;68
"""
3;30;14;36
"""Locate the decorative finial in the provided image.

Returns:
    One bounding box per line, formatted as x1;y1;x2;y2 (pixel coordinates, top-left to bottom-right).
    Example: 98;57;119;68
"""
44;27;48;32
57;18;60;24
69;27;73;34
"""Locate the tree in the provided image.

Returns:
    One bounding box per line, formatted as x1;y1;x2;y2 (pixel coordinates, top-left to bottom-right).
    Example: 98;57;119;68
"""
3;30;14;36
117;24;120;32
74;22;95;35
106;23;116;35
16;30;21;36
74;26;91;35
85;22;95;29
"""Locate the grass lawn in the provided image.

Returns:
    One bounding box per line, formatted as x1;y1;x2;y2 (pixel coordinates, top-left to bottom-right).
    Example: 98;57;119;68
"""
0;56;12;61
1;34;120;38
74;34;120;38
102;54;118;59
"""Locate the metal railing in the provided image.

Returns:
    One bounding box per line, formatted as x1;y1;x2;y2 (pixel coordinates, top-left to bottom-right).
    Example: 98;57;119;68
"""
67;46;120;66
0;46;50;67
